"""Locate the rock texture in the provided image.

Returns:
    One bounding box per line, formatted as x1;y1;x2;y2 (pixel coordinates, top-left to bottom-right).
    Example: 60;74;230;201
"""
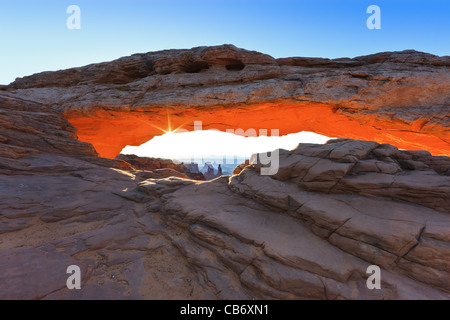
0;91;449;300
234;160;251;175
2;45;449;158
116;154;205;181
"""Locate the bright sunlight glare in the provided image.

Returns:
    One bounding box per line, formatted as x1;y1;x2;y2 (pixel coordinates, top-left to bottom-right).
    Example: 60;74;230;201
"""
121;130;333;163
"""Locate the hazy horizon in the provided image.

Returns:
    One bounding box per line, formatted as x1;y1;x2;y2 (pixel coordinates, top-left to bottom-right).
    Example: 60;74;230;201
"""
121;130;333;164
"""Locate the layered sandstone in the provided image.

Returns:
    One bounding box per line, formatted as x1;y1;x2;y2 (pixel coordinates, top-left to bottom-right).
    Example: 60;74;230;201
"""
3;45;449;158
0;91;449;299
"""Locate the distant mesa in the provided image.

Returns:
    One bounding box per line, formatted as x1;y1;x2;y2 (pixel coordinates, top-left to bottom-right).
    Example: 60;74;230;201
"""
201;162;223;181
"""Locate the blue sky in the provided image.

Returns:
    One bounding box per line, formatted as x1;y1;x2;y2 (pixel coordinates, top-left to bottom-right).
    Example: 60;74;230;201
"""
0;0;449;84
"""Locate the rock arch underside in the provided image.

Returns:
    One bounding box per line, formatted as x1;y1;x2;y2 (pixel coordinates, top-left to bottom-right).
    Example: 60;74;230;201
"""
0;45;449;299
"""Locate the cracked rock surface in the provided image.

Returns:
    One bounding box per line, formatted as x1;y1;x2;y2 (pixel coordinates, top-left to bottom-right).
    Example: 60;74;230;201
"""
0;92;449;299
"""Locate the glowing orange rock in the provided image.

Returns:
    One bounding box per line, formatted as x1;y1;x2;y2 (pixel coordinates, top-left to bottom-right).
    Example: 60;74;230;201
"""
66;102;450;158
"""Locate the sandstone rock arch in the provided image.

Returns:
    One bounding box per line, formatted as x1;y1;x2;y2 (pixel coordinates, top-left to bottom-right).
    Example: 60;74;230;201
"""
4;44;449;158
1;45;450;299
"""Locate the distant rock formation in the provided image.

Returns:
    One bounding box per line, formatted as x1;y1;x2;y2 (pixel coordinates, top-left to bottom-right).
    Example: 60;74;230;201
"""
201;162;223;180
2;45;449;158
